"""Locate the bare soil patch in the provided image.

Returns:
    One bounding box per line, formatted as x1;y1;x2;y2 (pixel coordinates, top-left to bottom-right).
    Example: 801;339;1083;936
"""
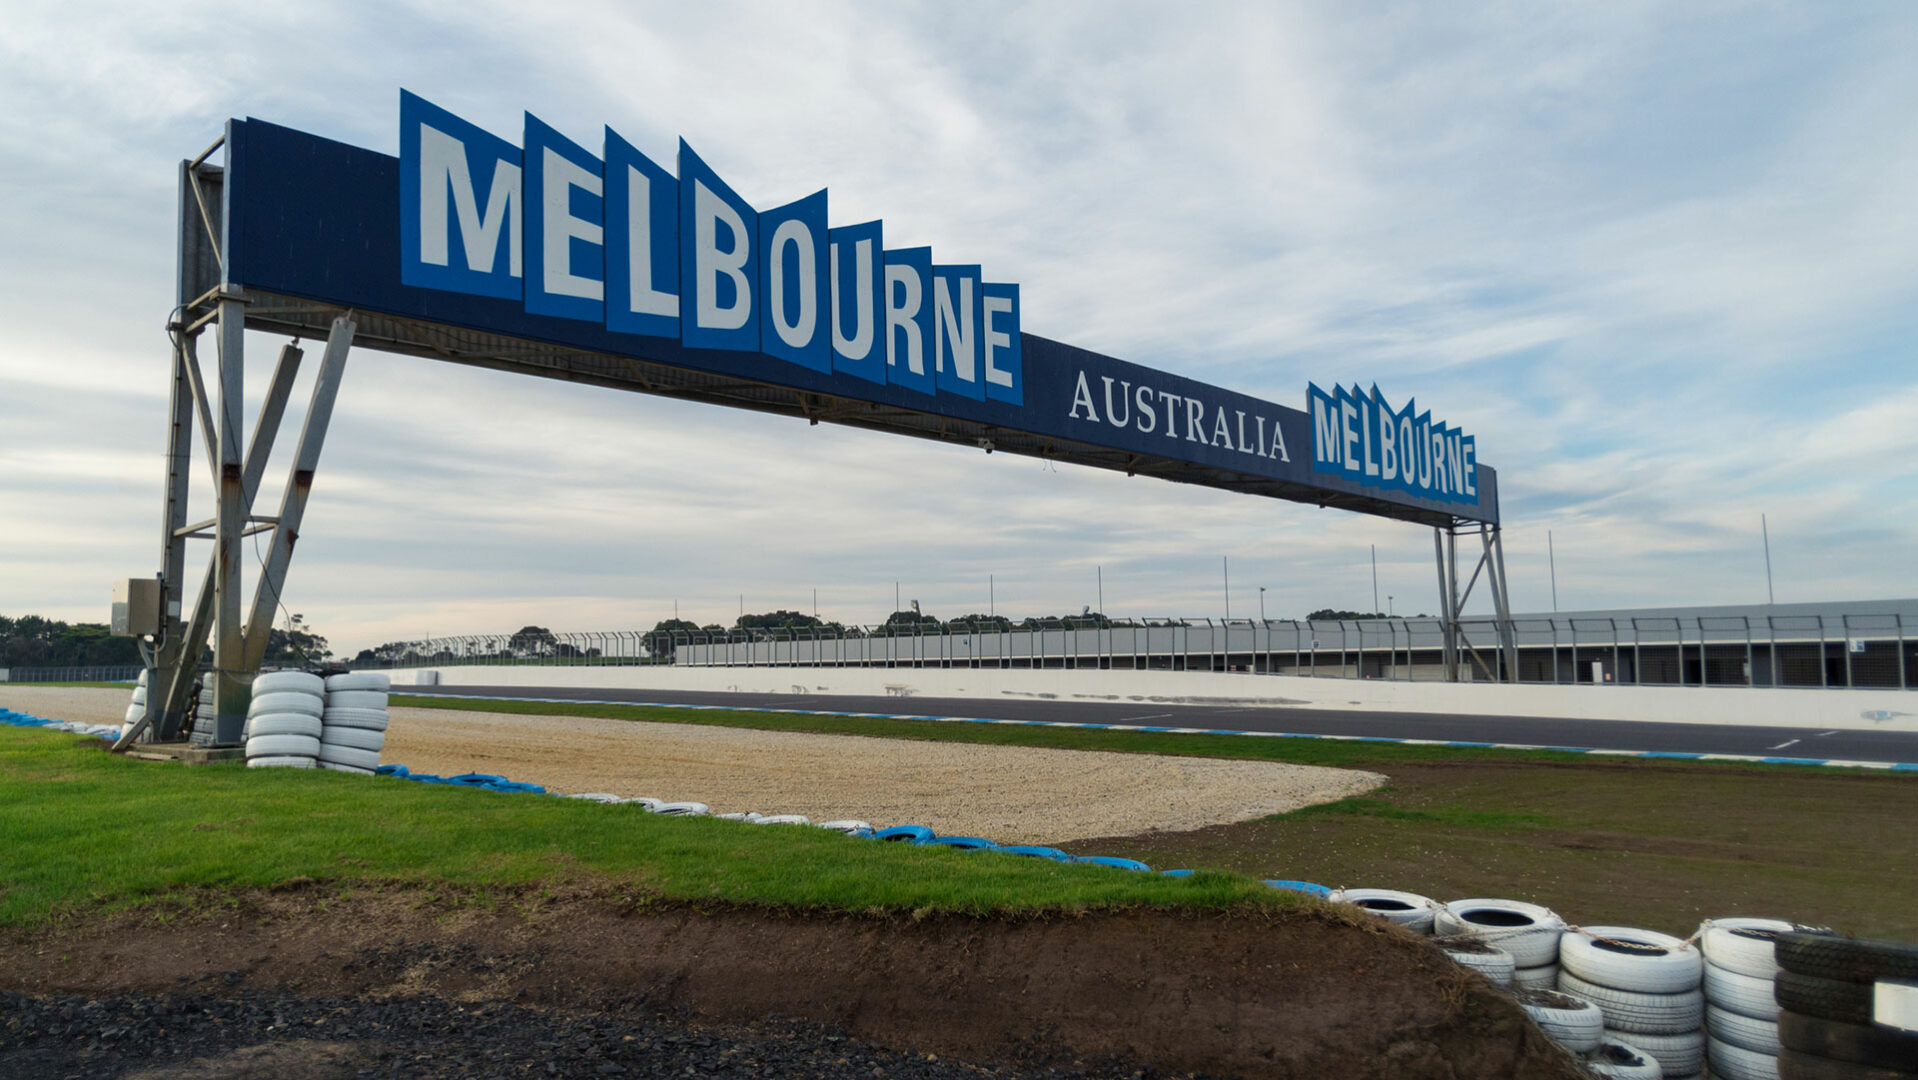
1;889;1581;1080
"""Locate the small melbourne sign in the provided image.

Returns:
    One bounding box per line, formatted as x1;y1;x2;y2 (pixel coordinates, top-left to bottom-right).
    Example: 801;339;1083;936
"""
1308;384;1478;506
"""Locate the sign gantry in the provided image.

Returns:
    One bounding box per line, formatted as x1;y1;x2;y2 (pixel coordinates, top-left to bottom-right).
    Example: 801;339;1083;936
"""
118;99;1512;748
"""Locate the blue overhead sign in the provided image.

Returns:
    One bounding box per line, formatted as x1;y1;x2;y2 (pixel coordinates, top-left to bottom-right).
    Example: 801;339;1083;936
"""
215;92;1496;525
1308;384;1478;506
398;91;1022;405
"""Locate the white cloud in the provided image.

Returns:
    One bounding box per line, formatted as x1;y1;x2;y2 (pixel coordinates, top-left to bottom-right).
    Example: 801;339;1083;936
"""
1;1;1915;655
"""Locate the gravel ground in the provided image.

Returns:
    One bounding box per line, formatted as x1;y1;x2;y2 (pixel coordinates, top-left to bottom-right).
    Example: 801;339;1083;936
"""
0;989;1193;1080
0;687;1383;844
0;686;134;726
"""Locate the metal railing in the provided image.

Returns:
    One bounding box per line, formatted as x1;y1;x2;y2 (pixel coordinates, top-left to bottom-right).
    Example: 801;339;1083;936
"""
347;613;1915;690
0;665;145;684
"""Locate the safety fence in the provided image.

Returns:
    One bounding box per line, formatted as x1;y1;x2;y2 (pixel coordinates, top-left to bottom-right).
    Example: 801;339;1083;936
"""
350;614;1916;690
0;665;145;684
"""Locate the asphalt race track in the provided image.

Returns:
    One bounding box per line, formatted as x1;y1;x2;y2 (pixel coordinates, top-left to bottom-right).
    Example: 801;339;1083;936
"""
410;683;1918;767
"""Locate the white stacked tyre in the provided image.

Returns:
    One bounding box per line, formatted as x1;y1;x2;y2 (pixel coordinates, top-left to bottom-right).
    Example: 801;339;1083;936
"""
1559;926;1706;1079
1437;936;1517;986
189;679;217;746
1697;917;1792;1080
120;670;152;743
1331;888;1439;934
319;672;389;775
1435;899;1565;989
1514;988;1605;1054
245;671;325;769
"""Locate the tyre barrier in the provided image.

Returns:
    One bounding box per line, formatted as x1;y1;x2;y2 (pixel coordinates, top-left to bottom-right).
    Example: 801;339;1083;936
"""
250;691;323;719
306;672;390;773
1263;879;1333;897
1000;845;1073;861
1773;931;1918;1080
246;755;316;769
324;672;391;694
1702;917;1798;979
1514;988;1605;1053
1559;969;1705;1035
1435;898;1566;968
1708;960;1784;1020
1582;1036;1665;1080
925;835;998;850
1778;1011;1918;1074
1777;1045;1913;1079
245;733;320;759
1778;931;1918;986
1330;888;1439;933
1438;937;1517;987
254;670;325;697
245;672;325;767
651;801;709;816
1706;1034;1782;1080
325;689;389;711
1778;970;1879;1027
2;709;120;740
1563;926;1705;995
1708;1004;1781;1055
321;707;389;731
122;678;154;743
1512;964;1560;991
247;713;323;740
1079;856;1150;871
1619;1026;1707;1077
1555;925;1706;1076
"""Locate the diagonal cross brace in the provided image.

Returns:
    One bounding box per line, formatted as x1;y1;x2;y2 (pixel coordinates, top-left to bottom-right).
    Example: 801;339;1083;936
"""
116;340;308;750
240;316;355;670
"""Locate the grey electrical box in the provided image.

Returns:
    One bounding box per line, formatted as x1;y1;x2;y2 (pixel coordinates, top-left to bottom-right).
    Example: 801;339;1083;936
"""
112;579;163;637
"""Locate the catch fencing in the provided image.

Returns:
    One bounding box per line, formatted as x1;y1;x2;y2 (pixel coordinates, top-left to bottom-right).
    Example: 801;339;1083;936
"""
353;613;1915;690
0;665;145;684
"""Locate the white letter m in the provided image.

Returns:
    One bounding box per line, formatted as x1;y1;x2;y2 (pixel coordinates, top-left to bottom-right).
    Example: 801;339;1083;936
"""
419;123;521;277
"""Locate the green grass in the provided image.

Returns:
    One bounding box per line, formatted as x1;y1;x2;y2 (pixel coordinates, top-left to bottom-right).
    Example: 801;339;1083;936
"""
379;695;1917;936
1088;760;1918;939
0;726;1291;928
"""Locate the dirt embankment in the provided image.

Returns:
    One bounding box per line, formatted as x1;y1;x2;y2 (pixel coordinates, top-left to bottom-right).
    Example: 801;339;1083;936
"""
1;890;1581;1080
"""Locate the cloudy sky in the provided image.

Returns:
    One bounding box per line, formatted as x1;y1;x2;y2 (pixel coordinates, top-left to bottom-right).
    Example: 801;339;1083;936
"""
3;2;1915;654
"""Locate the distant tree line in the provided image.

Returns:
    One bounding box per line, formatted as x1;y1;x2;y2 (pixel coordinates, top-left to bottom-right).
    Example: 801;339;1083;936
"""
0;613;329;668
0;614;141;668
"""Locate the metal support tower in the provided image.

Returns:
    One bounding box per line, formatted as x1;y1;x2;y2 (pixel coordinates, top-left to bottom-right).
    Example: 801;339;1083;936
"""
114;131;356;750
1432;520;1517;682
